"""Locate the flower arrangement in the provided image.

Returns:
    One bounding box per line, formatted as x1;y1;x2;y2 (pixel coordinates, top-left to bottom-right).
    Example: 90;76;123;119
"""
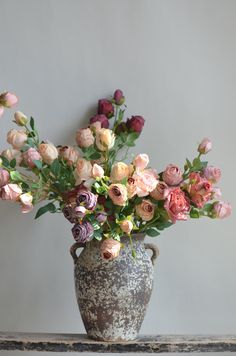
0;89;231;260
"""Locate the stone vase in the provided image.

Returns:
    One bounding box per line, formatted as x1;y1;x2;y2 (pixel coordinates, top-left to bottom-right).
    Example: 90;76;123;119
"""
70;233;159;341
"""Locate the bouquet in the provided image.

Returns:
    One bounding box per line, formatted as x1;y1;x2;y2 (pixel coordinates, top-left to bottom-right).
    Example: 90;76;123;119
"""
0;90;231;260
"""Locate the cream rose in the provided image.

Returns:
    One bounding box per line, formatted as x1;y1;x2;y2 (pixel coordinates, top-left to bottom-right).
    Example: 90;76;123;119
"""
7;129;27;149
110;162;131;182
76;128;94;148
96;128;115;151
39;143;58;165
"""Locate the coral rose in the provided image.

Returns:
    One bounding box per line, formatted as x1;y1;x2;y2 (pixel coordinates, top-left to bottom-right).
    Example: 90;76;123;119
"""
162;164;183;186
100;239;121;261
96;128;115;151
164;188;190;223
108;183;128;206
76;128;94;148
39;143;58;165
136;199;155;221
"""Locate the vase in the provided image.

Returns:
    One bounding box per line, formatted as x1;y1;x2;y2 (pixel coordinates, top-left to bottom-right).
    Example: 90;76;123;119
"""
70;233;159;341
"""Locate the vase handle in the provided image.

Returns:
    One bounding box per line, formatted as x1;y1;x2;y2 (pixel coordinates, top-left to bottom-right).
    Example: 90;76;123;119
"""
70;242;85;264
144;243;159;266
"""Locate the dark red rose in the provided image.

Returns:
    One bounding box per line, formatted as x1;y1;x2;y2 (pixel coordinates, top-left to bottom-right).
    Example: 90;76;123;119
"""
126;116;145;133
113;89;125;105
89;114;109;128
98;99;114;118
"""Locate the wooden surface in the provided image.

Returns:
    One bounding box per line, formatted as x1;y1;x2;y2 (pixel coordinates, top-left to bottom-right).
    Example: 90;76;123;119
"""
0;333;236;353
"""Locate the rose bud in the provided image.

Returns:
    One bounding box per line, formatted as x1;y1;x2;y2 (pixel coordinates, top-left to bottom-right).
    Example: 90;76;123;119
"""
100;239;121;261
126;116;145;133
120;220;133;234
95;212;107;223
164;188;190;223
98;99;114;118
76;189;97;210
163;164;183;186
150;181;169;200
127;177;137;198
1;148;22;165
0;106;4;117
58;146;80;166
0;92;18;108
213;201;232;219
1;183;22;201
76;158;92;181
19;192;33;213
7;129;27;149
92;163;104;179
76;128;95;148
0;169;10;187
89;114;109;129
198;138;212;154
96;128;115;151
72;221;94;243
113;89;125;105
133;153;149;171
136;199;155;221
38;143;58;165
110;162;131;182
108;183;128;206
203;166;221;183
23;147;42;169
14;111;28;126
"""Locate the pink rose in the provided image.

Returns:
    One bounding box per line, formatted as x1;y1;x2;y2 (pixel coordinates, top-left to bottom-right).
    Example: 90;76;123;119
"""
1;184;22;201
0;92;18;108
1;148;22;165
126;116;145;133
0;106;4;117
58;146;80;166
108;183;128;206
163;164;183;186
113;89;125;105
203;166;221;183
133;169;158;197
164;188;190;223
188;172;212;208
136;199;155;221
76;158;92;181
39;143;58;165
7;129;27;149
120;220;133;234
98;99;114;118
198;138;212;154
100;239;121;261
150;181;169;200
0;169;10;187
213;201;232;219
14;111;28;126
23;148;42;169
89;114;109;129
19;193;33;213
211;187;222;199
133;153;149;170
92;163;104;178
76;128;95;148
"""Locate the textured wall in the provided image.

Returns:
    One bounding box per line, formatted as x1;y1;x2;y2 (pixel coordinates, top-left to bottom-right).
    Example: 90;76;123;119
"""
0;0;235;355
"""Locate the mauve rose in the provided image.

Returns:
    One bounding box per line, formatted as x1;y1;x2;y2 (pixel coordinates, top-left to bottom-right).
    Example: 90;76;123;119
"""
23;148;42;169
92;163;104;178
203;166;221;183
76;189;97;210
0;169;10;187
1;183;22;201
7;129;27;149
63;204;76;223
59;146;80;166
136;199;155;221
113;89;125;105
120;219;133;234
198;138;212;154
163;164;183;186
0;92;18;108
213;201;232;219
133;153;149;171
1;148;22;165
39;143;58;165
150;181;169;200
108;183;128;206
76;128;94;148
89;114;109;129
126;116;145;133
76;158;92;181
96;128;115;151
98;99;114;118
0;106;4;117
100;239;121;261
95;212;107;223
133;169;158;197
110;162;131;182
14;111;28;126
164;188;190;223
72;221;94;243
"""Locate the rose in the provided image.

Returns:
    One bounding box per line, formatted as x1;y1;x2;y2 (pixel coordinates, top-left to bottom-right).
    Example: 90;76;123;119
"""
92;163;104;179
7;129;27;149
108;183;128;206
127;177;137;198
203;166;221;183
19;193;33;214
96;128;115;151
100;239;121;261
1;148;22;165
0;169;10;187
98;99;114;118
198;138;212;154
38;143;58;165
76;128;94;148
213;201;232;219
90;121;102;132
162;164;183;186
164;188;190;223
211;187;222;199
72;221;94;243
21;203;33;213
95;212;107;223
188;172;212;208
133;169;158;197
133;153;149;170
150;181;169;200
126;116;145;133
1;184;22;201
89;114;109;129
0;106;4;117
136;199;155;221
63;204;77;223
0;92;18;108
76;189;97;210
115;122;127;134
120;220;133;234
23;148;42;169
110;162;132;182
58;146;80;166
113;89;125;105
14;111;28;126
76;158;92;181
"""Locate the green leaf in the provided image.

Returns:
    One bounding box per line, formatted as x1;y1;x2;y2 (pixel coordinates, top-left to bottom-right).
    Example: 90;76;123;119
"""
126;132;139;147
35;202;57;219
9;159;16;168
156;221;173;230
33;160;43;169
30;117;35;130
0;156;9;167
50;159;60;176
146;227;161;237
90;152;101;160
10;171;22;182
186;158;192;169
93;231;102;240
190;208;200;219
27;137;35;147
21;145;30;152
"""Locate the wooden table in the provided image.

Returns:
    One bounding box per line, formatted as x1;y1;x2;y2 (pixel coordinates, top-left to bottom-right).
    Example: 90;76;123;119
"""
0;333;236;353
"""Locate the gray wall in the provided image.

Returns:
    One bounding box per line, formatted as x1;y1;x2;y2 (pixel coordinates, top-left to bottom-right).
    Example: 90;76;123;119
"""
0;0;235;355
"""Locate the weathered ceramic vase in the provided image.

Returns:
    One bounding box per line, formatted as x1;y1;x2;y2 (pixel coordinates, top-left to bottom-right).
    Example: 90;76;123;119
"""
70;233;159;341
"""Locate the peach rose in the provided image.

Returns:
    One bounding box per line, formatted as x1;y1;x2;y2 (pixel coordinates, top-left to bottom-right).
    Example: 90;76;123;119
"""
133;169;158;197
59;146;80;166
76;158;92;181
203;166;221;183
150;181;169;200
108;183;128;206
162;164;183;186
14;111;28;126
100;239;121;261
164;188;190;223
92;163;104;178
39;143;58;165
198;138;212;154
96;128;115;151
23;148;42;169
110;162;131;182
0;169;10;187
1;184;22;201
136;199;155;221
133;153;149;170
120;220;133;234
7;129;27;149
1;148;22;165
76;128;94;148
127;177;137;198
